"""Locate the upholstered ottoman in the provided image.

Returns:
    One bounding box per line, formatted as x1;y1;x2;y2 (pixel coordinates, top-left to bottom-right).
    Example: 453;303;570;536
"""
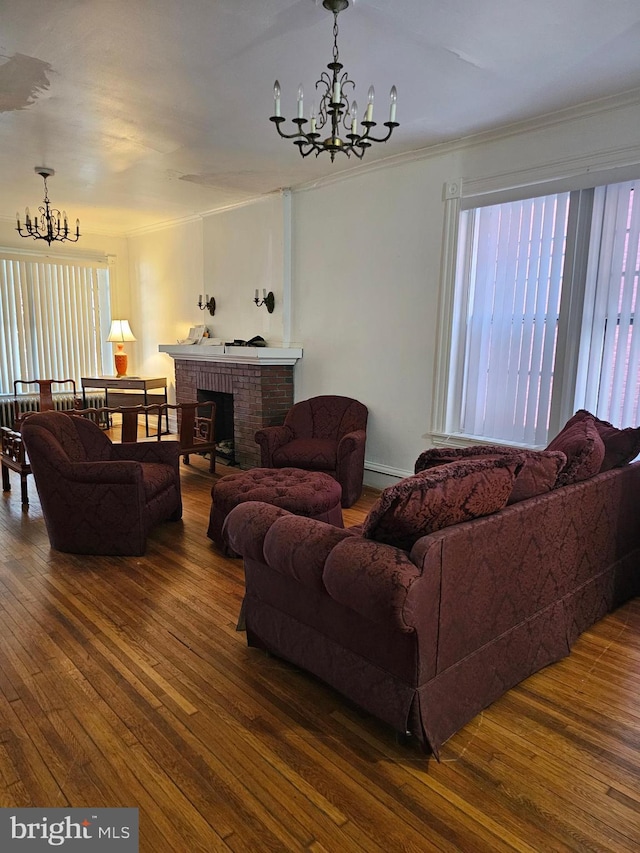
207;467;343;553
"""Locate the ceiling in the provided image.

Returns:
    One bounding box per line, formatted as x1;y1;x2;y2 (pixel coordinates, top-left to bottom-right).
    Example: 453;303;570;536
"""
2;0;640;236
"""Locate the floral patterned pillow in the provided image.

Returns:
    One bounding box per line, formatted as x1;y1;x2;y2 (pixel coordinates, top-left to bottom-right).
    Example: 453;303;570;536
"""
362;457;518;551
562;410;640;472
545;414;605;486
414;445;566;503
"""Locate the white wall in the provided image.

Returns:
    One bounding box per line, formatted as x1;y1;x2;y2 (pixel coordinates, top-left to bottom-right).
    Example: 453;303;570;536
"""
123;96;640;487
292;154;457;483
201;194;286;345
127;194;288;401
127;219;204;400
291;97;640;486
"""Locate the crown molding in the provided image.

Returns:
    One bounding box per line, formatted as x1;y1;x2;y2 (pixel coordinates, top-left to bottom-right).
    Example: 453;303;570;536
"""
0;213;124;240
124;191;289;237
12;88;636;241
446;86;640;153
199;190;285;220
125;211;204;238
294;87;640;194
461;144;640;201
125;88;640;234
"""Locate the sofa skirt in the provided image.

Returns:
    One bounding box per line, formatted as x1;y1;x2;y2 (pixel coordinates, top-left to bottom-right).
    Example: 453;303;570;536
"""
243;549;640;758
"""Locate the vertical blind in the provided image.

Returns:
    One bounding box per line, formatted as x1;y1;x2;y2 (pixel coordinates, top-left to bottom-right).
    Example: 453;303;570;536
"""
0;254;110;395
579;181;640;426
459;193;570;445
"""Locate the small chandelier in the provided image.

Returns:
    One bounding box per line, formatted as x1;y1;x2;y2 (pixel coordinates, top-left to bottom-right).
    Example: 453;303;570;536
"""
16;167;81;246
270;0;398;162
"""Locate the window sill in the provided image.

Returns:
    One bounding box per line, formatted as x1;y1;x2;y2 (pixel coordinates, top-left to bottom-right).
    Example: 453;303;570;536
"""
428;431;543;451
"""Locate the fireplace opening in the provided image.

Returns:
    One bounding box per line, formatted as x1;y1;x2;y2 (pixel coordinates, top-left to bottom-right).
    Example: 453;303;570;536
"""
197;390;236;465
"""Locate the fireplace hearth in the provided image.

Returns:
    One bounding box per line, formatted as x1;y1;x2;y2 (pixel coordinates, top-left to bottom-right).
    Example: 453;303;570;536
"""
173;357;295;469
197;390;236;464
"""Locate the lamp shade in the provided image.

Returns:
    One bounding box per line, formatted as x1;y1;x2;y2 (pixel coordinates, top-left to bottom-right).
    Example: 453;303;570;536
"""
107;319;136;343
107;319;136;377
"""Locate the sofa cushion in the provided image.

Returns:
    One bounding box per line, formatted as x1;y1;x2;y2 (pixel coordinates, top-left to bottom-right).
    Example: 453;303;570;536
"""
562;409;640;472
272;437;337;470
362;457;518;551
545;414;605;486
414;445;567;503
141;462;179;500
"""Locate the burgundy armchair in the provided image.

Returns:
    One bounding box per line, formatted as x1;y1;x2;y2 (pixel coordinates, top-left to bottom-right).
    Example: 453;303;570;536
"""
21;411;182;556
255;395;368;507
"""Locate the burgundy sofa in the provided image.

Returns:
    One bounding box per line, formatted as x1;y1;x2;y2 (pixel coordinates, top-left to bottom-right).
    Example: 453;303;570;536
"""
21;411;182;556
254;395;368;508
224;426;640;757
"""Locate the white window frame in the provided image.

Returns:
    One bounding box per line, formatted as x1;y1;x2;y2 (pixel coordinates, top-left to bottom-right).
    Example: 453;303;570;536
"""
432;166;640;448
0;248;112;397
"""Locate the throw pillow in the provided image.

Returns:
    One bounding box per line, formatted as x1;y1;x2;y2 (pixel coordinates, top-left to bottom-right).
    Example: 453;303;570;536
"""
362;457;518;551
563;409;640;472
414;445;566;504
545;414;605;486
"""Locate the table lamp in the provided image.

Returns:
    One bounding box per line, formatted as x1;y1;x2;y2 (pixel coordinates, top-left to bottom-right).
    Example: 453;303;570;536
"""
107;319;136;377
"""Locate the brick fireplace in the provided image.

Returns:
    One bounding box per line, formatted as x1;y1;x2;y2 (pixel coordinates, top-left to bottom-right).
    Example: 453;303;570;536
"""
173;357;295;469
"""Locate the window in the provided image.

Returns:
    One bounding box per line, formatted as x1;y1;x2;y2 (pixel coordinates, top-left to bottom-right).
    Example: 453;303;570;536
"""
440;178;639;446
0;252;111;395
577;182;640;427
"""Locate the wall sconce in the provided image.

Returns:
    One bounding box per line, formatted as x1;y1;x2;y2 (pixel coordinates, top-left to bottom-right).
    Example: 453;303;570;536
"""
198;293;216;315
254;288;275;313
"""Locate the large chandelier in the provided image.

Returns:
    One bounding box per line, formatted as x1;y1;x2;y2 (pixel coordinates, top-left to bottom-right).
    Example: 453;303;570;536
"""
16;167;81;246
270;0;398;162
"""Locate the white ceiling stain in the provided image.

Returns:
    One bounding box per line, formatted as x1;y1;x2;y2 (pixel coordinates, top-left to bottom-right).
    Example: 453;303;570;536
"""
179;172;277;192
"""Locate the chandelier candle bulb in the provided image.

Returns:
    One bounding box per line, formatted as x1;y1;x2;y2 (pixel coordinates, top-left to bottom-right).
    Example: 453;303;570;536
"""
274;80;281;116
366;86;375;121
333;80;341;104
297;84;304;118
350;100;358;134
389;86;397;122
255;289;259;300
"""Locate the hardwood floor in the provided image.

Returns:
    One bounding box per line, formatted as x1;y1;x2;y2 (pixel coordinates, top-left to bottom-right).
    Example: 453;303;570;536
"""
1;456;639;852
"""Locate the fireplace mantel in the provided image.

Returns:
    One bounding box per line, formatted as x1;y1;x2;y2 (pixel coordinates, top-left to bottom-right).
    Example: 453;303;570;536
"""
164;348;299;469
159;344;302;365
